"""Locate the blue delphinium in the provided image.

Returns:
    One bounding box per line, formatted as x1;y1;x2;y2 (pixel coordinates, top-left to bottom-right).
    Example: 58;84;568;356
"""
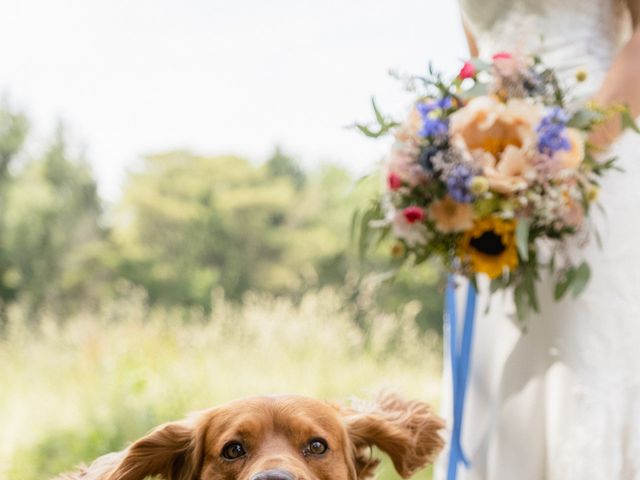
446;164;475;203
417;96;452;139
537;107;571;155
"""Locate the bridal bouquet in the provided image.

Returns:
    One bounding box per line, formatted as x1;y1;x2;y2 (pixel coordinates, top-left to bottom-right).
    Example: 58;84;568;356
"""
356;52;638;321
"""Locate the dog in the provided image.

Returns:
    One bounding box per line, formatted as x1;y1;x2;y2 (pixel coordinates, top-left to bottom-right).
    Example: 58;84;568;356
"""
56;392;444;480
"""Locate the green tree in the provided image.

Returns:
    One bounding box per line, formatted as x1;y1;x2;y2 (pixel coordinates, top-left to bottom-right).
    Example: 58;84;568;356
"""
111;151;360;309
266;146;306;190
2;123;106;320
0;101;29;330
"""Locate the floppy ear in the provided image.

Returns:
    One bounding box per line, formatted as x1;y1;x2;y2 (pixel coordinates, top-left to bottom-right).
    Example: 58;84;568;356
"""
106;420;203;480
343;392;445;479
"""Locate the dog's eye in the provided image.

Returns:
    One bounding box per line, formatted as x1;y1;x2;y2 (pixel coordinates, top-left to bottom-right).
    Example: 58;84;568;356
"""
221;441;247;460
306;438;328;456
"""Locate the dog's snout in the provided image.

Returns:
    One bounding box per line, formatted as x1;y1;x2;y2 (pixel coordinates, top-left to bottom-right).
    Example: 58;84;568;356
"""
251;469;296;480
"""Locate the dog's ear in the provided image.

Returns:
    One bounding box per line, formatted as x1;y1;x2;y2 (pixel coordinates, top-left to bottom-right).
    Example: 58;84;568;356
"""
106;419;204;480
342;392;445;479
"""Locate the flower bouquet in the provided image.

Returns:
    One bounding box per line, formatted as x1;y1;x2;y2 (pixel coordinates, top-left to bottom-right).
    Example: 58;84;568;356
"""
356;52;639;322
355;52;639;480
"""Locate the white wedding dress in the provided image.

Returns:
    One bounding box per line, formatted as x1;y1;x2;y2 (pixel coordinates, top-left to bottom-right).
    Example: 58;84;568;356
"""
436;1;640;479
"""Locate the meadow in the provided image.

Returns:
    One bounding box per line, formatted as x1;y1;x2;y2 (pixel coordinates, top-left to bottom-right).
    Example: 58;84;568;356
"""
1;287;443;480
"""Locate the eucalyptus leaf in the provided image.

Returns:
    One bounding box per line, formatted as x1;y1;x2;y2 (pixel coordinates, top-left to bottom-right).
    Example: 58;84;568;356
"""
571;262;591;297
567;109;603;129
470;58;492;72
554;267;575;300
514;284;530;327
524;271;539;313
515;218;531;262
459;82;489;99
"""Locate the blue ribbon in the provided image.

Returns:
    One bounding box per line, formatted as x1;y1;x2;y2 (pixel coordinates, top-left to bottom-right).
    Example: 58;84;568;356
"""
445;276;477;480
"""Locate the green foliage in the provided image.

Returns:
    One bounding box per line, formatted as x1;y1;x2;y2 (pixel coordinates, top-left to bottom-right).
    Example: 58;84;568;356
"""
355;98;400;138
554;261;591;301
515;218;531;262
266;145;306;189
110;151;360;309
2;123;106;319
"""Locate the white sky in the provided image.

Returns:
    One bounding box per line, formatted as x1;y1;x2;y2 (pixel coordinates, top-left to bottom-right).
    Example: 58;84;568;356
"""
0;0;467;201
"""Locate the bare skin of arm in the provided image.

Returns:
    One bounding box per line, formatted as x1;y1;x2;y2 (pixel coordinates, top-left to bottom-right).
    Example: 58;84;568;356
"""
462;2;640;148
462;17;479;58
590;0;640;148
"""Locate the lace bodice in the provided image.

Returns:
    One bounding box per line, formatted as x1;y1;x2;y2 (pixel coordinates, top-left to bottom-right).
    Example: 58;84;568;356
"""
459;0;632;99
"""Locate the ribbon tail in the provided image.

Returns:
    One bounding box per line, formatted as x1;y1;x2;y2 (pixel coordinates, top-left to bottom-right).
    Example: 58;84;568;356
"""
445;277;477;480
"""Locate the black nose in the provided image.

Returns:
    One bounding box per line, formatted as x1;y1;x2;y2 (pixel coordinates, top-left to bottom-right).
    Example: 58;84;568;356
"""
250;469;296;480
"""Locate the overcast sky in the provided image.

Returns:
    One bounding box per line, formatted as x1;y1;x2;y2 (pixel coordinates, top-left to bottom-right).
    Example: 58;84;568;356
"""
0;0;467;201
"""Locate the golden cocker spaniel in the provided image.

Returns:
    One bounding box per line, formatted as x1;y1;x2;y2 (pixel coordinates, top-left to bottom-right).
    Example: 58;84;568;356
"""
57;392;444;480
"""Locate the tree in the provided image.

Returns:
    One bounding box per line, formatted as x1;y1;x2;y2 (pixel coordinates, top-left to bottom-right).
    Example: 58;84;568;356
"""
2;122;106;320
0;101;29;330
266;146;306;189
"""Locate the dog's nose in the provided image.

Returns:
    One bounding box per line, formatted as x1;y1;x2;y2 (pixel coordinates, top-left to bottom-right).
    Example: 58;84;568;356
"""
250;469;296;480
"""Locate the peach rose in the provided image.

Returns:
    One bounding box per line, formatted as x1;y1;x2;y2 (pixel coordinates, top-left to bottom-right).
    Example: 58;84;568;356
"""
450;96;542;194
555;128;585;169
428;195;474;233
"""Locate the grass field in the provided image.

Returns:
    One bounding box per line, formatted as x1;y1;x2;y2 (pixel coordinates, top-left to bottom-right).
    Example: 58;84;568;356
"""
0;288;443;479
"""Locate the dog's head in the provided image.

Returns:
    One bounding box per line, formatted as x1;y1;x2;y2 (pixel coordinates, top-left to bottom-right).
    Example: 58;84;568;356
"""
101;393;443;480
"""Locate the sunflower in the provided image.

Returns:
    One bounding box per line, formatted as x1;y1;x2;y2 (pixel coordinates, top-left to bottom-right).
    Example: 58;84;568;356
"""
458;217;518;279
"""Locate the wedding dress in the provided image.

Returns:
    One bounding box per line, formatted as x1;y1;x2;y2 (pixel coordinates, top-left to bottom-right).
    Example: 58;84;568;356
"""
436;1;640;479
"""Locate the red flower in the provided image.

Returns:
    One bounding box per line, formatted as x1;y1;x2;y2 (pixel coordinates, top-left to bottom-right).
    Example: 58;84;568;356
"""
458;61;476;79
387;172;403;190
492;52;512;61
402;206;424;224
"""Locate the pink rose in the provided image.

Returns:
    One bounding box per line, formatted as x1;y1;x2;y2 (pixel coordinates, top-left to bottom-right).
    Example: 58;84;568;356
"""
387;172;403;190
492;52;527;78
458;61;476;79
402;206;425;224
492;52;513;61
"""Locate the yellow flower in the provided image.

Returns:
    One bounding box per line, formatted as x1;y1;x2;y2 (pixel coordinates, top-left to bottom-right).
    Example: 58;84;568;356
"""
391;241;406;258
428;195;474;233
575;69;588;82
469;176;489;195
586;184;600;202
458;217;518;279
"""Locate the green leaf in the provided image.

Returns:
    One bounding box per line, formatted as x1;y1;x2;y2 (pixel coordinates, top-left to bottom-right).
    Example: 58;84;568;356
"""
459;82;489;99
567;109;603;129
358;207;376;260
514;284;531;327
515;218;531;262
571;262;591;297
470;58;492;72
372;98;385;126
355;124;384;138
554;267;575;300
620;107;640;133
524;270;539;313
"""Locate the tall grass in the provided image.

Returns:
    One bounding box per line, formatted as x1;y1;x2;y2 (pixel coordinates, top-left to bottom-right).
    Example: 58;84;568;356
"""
0;288;442;479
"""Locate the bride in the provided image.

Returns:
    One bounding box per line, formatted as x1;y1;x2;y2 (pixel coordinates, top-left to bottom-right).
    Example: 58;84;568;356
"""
436;0;640;479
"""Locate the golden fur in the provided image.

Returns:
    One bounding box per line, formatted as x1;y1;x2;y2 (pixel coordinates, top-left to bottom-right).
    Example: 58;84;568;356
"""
56;392;444;480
